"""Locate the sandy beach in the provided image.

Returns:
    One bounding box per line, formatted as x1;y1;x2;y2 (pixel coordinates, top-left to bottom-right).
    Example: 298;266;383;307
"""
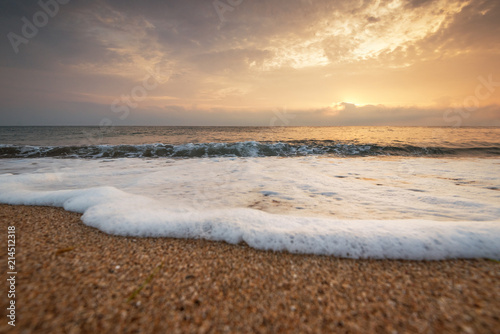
1;204;499;333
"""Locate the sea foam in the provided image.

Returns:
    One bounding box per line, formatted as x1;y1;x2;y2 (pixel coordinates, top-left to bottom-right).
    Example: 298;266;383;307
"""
0;157;499;260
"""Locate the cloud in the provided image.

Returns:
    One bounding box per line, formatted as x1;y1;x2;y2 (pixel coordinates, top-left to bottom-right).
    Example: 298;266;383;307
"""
311;103;500;126
189;48;272;74
2;96;498;126
0;0;499;125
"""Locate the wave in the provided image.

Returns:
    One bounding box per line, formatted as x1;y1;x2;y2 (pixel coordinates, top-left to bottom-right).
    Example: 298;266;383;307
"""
1;141;499;158
0;184;498;260
1;155;499;259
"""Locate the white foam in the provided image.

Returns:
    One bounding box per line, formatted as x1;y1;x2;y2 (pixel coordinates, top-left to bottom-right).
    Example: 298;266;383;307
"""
0;157;499;260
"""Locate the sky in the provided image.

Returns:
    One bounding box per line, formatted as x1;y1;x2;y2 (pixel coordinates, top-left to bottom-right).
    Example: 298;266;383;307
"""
0;0;499;126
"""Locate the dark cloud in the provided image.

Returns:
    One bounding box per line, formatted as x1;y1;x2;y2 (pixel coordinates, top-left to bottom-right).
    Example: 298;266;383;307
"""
1;1;131;69
366;16;380;23
189;48;272;74
436;0;500;50
405;0;435;9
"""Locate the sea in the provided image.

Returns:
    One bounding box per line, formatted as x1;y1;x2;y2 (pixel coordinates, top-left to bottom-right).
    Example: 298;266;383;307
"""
1;126;499;260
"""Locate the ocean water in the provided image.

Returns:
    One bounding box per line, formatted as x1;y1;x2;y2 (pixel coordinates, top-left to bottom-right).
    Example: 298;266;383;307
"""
0;126;499;260
1;126;500;158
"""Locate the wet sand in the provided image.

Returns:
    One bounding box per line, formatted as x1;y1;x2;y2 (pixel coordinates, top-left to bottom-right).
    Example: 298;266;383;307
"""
0;204;499;333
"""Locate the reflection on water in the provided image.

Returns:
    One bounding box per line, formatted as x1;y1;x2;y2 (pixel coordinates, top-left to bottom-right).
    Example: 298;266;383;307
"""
0;126;499;149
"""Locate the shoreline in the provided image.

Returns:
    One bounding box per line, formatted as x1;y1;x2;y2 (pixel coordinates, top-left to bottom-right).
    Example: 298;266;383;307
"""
1;204;499;333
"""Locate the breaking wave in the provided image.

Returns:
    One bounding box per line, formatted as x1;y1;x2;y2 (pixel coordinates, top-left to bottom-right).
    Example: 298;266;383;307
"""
1;141;499;159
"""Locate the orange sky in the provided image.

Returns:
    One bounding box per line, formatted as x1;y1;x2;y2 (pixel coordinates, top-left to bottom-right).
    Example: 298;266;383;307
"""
1;0;499;125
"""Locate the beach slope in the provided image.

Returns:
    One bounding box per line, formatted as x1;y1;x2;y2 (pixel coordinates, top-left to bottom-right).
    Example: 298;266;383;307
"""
1;204;498;333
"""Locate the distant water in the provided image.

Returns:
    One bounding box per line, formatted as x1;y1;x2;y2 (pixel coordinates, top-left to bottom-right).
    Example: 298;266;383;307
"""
0;126;499;260
0;126;499;158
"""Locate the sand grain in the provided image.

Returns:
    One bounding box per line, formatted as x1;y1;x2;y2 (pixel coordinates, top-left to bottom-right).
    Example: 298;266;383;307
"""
1;204;499;333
